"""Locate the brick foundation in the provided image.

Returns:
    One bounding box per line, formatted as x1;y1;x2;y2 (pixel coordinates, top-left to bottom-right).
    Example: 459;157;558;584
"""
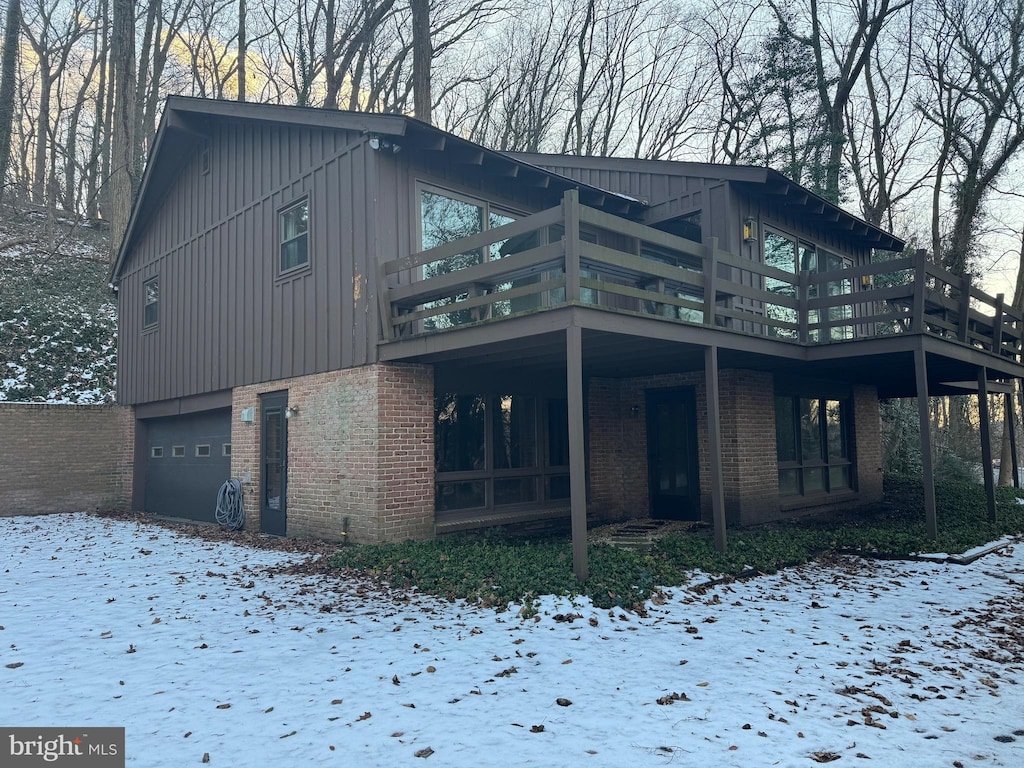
588;369;883;526
0;403;134;516
231;363;433;543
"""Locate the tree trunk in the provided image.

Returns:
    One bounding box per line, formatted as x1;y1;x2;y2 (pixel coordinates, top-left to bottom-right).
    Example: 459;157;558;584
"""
33;69;51;204
0;0;21;202
110;0;137;260
410;0;432;122
238;0;246;101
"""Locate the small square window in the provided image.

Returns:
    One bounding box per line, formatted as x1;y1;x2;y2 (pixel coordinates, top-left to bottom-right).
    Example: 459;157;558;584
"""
222;443;232;457
195;444;211;457
143;277;159;328
150;447;163;459
279;200;309;273
172;445;185;458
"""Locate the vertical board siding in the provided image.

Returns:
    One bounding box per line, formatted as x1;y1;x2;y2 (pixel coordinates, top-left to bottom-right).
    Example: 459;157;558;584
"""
117;121;376;405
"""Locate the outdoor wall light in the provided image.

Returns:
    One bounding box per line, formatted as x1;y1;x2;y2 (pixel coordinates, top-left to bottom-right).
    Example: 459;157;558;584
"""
742;217;758;244
368;135;401;153
285;406;299;420
630;405;640;417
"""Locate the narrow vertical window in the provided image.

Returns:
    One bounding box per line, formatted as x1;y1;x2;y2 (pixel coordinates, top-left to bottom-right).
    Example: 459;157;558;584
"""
280;200;309;272
143;277;159;328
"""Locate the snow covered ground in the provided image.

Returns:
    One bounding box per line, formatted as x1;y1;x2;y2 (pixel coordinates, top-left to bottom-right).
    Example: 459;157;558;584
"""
2;513;1023;767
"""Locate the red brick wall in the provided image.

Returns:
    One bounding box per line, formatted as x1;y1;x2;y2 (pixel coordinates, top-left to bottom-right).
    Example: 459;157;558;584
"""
718;370;779;524
588;372;707;523
588;370;884;526
854;384;884;502
0;404;134;516
231;363;433;543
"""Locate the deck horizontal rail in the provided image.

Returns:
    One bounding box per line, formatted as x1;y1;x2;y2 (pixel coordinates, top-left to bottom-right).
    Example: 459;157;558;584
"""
379;190;1023;363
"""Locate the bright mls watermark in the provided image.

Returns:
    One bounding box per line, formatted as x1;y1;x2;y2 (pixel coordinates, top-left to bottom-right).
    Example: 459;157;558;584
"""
1;728;124;767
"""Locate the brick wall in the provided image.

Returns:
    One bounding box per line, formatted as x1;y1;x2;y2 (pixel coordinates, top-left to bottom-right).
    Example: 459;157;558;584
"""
588;369;886;526
719;370;779;525
231;363;433;543
854;384;884;502
0;403;134;516
588;372;707;523
589;369;784;525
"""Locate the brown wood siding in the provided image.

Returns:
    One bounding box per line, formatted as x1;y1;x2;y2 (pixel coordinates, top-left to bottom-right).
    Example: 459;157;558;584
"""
117;121;379;405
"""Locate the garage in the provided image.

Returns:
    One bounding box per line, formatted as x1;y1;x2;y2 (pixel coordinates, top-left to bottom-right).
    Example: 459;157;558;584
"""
143;408;232;522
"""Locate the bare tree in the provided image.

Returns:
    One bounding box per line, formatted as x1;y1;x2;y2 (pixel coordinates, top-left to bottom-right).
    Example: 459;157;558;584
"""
109;0;136;258
844;5;933;229
916;0;1024;276
21;0;93;204
769;0;913;203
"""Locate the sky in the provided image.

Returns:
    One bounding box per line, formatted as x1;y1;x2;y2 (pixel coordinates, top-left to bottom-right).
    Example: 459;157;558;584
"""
2;513;1023;767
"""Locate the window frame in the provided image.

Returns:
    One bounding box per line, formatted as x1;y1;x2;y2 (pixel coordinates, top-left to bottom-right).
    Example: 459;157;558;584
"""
415;182;524;329
143;276;159;330
775;394;854;499
278;197;310;277
762;226;859;341
434;393;570;514
415;182;521;260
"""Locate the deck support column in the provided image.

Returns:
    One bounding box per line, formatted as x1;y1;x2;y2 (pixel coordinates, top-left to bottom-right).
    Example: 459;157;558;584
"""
567;324;588;581
705;345;727;553
978;369;997;523
1007;390;1020;489
914;347;938;539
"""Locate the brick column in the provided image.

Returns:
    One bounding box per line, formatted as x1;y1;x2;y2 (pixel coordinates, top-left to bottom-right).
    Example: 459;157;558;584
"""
231;363;434;543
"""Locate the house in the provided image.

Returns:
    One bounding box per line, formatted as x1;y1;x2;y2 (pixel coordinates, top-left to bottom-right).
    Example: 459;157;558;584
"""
111;97;1024;576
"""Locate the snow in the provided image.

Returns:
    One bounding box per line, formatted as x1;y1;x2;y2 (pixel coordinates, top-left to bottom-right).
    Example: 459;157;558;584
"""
2;513;1023;767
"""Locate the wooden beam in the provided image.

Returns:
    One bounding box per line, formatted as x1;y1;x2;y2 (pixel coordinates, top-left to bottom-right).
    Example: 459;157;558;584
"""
566;324;588;580
978;369;997;523
915;346;938;539
705;345;727;553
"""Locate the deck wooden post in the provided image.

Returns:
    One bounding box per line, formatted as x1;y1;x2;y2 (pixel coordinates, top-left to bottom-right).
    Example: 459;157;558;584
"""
912;249;928;333
993;294;1005;356
1008;390;1020;490
798;270;811;343
703;236;719;328
978;370;997;523
914;346;938;539
563;190;581;304
957;273;972;343
704;344;727;553
566;324;588;580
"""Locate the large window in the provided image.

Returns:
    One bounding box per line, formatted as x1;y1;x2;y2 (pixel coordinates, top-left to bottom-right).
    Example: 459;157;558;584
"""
279;200;309;273
143;276;159;328
419;187;517;328
763;229;855;341
775;395;852;497
434;393;569;514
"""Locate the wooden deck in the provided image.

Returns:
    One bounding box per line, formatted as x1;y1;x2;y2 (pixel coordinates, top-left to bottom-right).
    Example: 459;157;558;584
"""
380;191;1023;368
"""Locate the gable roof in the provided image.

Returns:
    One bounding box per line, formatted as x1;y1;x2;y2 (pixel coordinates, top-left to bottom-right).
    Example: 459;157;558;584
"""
113;98;905;282
509;153;905;252
110;97;649;281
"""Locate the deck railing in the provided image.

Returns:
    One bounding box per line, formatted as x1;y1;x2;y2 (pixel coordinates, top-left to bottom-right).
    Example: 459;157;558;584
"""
379;191;1023;364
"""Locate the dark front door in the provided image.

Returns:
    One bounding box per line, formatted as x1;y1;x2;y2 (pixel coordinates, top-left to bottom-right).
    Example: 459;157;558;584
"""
646;388;700;520
260;392;288;535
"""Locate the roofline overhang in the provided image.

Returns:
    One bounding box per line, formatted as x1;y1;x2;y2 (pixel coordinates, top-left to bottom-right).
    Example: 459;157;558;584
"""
508;152;905;253
109;98;649;283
